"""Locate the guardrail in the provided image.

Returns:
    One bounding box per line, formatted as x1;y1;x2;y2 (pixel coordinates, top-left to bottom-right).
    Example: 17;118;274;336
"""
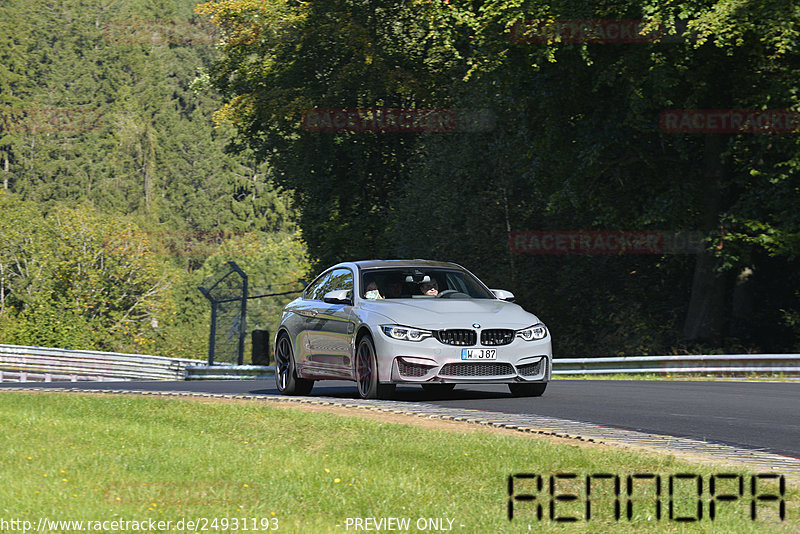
0;344;205;382
185;364;274;380
2;344;798;382
552;354;800;375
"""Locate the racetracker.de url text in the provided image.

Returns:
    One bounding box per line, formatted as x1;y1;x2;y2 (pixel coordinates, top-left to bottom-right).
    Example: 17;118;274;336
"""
0;516;279;532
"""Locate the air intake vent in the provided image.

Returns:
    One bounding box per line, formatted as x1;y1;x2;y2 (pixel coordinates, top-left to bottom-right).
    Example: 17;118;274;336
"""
517;359;545;377
397;359;434;378
480;329;514;346
436;329;477;346
440;362;514;377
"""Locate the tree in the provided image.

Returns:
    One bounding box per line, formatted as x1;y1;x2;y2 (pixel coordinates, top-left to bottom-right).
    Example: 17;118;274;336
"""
186;0;800;354
197;0;464;269
0;0;32;191
0;191;174;352
416;0;800;350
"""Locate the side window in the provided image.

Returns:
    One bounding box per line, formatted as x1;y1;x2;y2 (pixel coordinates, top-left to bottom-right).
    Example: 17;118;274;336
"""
322;268;354;299
304;272;332;301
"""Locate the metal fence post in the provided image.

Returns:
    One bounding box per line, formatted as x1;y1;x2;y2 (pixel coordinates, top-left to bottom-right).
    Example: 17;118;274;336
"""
207;300;217;365
251;330;270;365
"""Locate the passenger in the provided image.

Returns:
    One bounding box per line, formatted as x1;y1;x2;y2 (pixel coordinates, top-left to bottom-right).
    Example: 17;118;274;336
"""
420;279;438;296
364;281;384;300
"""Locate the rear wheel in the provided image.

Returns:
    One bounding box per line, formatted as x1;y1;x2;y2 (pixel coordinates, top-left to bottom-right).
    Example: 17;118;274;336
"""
355;336;395;400
508;382;547;397
275;334;314;396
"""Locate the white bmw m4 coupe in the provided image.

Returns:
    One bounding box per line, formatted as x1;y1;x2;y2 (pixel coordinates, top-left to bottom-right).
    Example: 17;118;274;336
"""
275;260;551;400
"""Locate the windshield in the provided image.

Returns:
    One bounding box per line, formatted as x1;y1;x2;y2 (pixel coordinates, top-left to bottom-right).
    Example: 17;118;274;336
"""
360;267;494;300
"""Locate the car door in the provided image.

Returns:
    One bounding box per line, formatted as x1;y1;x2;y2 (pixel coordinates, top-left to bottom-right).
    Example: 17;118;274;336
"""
306;267;356;378
292;270;332;373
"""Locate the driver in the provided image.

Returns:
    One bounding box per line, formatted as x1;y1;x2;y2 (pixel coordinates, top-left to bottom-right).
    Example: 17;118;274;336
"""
420;279;438;296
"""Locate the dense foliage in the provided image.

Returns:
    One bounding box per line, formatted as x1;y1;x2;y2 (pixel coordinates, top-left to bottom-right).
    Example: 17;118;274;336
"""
198;0;800;355
1;0;798;356
0;0;308;357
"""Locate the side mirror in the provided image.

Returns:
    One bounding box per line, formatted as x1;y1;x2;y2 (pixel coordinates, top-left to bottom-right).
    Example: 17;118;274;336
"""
323;289;352;305
491;289;515;302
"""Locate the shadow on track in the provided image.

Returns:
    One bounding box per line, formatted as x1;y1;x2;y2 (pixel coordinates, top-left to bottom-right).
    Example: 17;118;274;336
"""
249;383;513;402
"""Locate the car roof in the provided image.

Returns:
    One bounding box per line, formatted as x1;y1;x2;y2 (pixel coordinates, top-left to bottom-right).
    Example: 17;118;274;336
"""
347;259;463;270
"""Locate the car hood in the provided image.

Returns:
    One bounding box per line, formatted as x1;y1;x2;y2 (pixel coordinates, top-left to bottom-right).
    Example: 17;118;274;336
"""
359;299;541;330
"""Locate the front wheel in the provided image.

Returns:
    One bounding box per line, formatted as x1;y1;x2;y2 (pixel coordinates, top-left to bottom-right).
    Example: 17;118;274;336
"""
275;334;314;396
355;336;395;400
508;382;547;397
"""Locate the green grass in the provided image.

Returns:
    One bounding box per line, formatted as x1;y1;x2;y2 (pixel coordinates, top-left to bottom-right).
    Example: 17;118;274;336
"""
0;392;796;533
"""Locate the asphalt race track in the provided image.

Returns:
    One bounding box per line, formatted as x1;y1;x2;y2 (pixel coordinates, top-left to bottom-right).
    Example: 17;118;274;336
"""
1;379;798;459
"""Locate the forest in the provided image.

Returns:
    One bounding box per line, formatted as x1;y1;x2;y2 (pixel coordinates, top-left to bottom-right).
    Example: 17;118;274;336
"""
0;0;308;359
1;0;798;358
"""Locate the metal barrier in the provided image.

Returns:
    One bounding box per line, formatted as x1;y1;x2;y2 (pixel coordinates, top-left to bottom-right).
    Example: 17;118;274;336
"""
553;354;800;375
185;364;274;380
2;343;798;381
0;344;205;382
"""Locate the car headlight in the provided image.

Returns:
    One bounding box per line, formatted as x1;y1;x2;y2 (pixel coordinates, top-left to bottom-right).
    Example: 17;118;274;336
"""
516;323;548;341
381;325;432;342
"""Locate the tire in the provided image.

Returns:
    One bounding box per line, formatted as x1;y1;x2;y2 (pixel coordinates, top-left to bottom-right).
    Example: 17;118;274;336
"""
355;335;395;400
421;383;456;395
275;334;314;396
508;382;547;397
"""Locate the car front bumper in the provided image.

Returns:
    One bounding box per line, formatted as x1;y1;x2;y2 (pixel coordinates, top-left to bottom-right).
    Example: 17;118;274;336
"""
372;330;552;384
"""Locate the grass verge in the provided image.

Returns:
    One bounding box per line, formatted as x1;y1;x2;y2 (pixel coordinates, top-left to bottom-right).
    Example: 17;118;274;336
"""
0;391;796;533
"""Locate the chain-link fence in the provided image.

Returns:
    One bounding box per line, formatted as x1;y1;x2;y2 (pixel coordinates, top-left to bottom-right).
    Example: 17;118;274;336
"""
198;262;248;365
199;261;305;366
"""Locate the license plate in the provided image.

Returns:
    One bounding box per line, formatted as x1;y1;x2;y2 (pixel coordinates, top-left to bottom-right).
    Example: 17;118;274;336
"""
461;348;497;360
